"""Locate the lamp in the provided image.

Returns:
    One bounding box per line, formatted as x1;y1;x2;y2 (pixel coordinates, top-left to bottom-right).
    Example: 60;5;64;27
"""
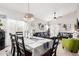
23;2;34;22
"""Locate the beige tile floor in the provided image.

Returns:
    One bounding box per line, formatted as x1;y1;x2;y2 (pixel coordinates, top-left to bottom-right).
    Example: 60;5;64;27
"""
0;46;11;56
0;42;79;56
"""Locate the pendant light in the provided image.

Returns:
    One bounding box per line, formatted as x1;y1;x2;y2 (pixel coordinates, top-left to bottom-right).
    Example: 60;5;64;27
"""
23;1;34;22
54;12;56;19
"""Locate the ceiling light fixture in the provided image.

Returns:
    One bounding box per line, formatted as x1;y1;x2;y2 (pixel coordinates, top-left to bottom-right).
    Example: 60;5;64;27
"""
54;12;56;19
23;1;34;22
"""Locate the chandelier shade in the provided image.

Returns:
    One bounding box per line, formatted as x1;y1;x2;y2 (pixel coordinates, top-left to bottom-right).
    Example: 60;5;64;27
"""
24;13;34;19
23;13;34;21
23;2;34;21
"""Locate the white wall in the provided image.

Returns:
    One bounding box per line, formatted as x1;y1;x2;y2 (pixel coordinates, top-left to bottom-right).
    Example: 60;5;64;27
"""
49;11;78;37
30;11;78;37
56;11;77;33
31;18;48;32
5;18;27;46
0;6;24;21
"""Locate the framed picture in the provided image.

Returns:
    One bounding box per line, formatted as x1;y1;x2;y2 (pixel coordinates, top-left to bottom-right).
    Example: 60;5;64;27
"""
38;23;44;30
63;24;67;30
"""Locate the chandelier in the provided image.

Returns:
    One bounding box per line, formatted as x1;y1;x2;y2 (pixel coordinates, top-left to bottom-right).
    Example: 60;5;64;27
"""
23;2;34;21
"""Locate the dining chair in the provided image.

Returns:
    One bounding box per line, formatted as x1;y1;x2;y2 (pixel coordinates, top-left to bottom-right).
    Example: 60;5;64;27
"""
9;33;18;56
16;32;26;56
16;32;32;56
16;32;23;36
51;37;59;56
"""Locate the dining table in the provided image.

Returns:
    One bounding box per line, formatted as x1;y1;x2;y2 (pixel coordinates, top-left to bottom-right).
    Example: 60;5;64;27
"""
21;36;53;56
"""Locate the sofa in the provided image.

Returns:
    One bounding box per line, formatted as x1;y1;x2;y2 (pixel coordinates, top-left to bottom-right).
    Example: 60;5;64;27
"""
57;32;73;40
62;38;79;53
33;32;50;38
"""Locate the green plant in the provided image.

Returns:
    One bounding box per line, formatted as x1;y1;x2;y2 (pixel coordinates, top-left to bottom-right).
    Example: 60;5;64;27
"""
0;19;3;27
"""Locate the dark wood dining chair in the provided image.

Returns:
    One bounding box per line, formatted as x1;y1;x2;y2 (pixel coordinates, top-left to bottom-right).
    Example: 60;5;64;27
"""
16;32;27;56
50;37;59;56
16;32;23;36
16;32;25;56
16;36;25;56
9;33;18;56
16;32;32;56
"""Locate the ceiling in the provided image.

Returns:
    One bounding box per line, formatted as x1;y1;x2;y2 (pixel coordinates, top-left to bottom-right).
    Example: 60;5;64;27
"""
0;3;79;21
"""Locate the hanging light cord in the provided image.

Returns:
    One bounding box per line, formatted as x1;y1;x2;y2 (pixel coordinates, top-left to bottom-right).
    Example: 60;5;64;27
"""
24;0;34;21
28;0;30;13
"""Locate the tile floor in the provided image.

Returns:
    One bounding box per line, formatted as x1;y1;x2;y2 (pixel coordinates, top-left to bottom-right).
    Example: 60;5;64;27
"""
0;41;79;56
0;46;11;56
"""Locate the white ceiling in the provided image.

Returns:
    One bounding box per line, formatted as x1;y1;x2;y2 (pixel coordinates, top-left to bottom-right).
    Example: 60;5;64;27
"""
0;3;79;21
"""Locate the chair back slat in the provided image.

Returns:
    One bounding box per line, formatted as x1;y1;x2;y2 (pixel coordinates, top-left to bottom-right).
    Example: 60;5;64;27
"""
9;33;17;56
16;32;26;56
51;37;59;56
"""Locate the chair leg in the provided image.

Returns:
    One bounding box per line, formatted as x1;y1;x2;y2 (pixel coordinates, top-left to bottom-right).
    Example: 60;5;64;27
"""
12;48;15;56
11;47;12;53
50;49;52;56
16;50;19;56
53;52;56;56
62;46;64;49
54;52;56;56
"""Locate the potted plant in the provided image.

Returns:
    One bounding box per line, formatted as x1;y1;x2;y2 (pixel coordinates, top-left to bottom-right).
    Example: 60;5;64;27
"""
0;19;3;29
